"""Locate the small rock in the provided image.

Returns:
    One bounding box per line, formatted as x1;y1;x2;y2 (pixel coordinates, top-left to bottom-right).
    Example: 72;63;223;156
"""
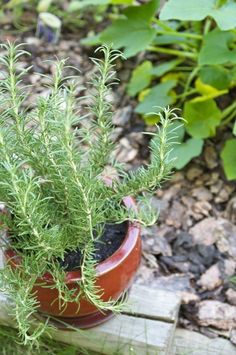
181;292;200;304
190;218;236;259
204;145;218;169
198;264;222;291
215;219;236;261
226;289;236;306
112;106;132;126
160;184;182;202
223;259;236;277
225;196;236;224
151;274;198;303
181;196;195;208
166;200;186;228
171;172;185;183
206;172;220;186
143;251;159;268
230;328;236;345
128;132;145;146
114;137;138;163
142;225;172;256
110;127;123;142
135;263;156;285
214;185;234;204
198;301;236;330
151;274;193;292
192;187;213;201
186;166;203;181
190;217;218;246
210;180;223;195
192;201;212;217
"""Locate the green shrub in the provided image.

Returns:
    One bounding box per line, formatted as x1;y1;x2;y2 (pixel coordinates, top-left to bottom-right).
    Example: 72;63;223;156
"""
91;0;236;178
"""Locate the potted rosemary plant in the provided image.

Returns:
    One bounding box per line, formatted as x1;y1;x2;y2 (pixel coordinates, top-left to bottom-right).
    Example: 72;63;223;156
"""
0;42;180;345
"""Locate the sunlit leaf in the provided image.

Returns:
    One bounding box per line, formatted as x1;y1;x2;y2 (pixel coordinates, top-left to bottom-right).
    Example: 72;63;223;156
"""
135;80;176;115
192;78;228;102
127;61;153;97
184;99;222;138
152;59;182;77
221;139;236;180
199;65;231;90
171;138;204;169
160;0;215;21
160;0;236;30
199;29;236;65
99;0;159;57
211;1;236;31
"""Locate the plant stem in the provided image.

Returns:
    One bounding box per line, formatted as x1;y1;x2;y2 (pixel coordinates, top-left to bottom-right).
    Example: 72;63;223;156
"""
155;28;202;40
179;66;200;104
221;101;236;125
204;18;212;34
148;46;197;59
175;89;198;99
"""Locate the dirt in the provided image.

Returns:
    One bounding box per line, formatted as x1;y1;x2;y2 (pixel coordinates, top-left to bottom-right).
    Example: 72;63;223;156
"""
59;222;128;271
1;26;236;345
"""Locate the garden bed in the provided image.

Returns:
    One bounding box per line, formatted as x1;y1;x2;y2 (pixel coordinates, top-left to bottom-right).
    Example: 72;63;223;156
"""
1;28;236;348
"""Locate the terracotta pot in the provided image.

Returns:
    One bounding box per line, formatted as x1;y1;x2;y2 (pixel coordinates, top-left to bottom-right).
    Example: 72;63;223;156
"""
4;196;141;328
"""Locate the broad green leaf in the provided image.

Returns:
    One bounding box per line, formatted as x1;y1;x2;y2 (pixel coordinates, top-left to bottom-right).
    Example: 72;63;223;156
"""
191;93;227;103
127;61;153;97
192;78;228;102
210;1;236;31
221;139;236;180
152;59;182;77
195;78;222;96
160;0;236;31
184;99;222;138
135;80;176;115
199;65;231;90
81;34;101;46
233;121;236;136
99;0;159;57
171;138;204;169
160;0;215;21
68;0;109;11
199;29;236;65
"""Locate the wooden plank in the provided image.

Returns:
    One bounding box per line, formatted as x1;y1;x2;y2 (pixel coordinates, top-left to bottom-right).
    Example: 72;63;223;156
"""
49;315;175;355
0;290;177;355
127;284;180;323
0;249;179;354
0;297;175;354
174;328;236;355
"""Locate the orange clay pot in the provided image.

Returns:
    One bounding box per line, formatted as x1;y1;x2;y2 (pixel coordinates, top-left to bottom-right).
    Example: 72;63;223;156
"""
4;196;141;328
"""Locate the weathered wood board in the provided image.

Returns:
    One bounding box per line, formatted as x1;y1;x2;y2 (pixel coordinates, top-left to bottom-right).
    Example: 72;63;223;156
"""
0;249;180;354
1;248;235;354
174;328;236;355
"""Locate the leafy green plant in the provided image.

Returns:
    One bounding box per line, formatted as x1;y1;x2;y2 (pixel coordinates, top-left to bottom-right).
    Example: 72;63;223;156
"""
0;42;179;345
92;0;236;178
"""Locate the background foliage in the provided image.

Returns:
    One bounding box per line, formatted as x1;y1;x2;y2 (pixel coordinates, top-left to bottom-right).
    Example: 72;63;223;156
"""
83;0;236;179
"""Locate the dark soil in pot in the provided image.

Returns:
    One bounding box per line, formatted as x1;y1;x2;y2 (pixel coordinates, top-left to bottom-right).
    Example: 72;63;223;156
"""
59;221;128;271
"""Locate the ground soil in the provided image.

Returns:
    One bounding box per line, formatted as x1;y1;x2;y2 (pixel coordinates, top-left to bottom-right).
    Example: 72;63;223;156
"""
60;222;128;271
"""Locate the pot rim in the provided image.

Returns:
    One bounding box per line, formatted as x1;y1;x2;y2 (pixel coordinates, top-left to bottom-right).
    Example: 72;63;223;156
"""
4;195;141;284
